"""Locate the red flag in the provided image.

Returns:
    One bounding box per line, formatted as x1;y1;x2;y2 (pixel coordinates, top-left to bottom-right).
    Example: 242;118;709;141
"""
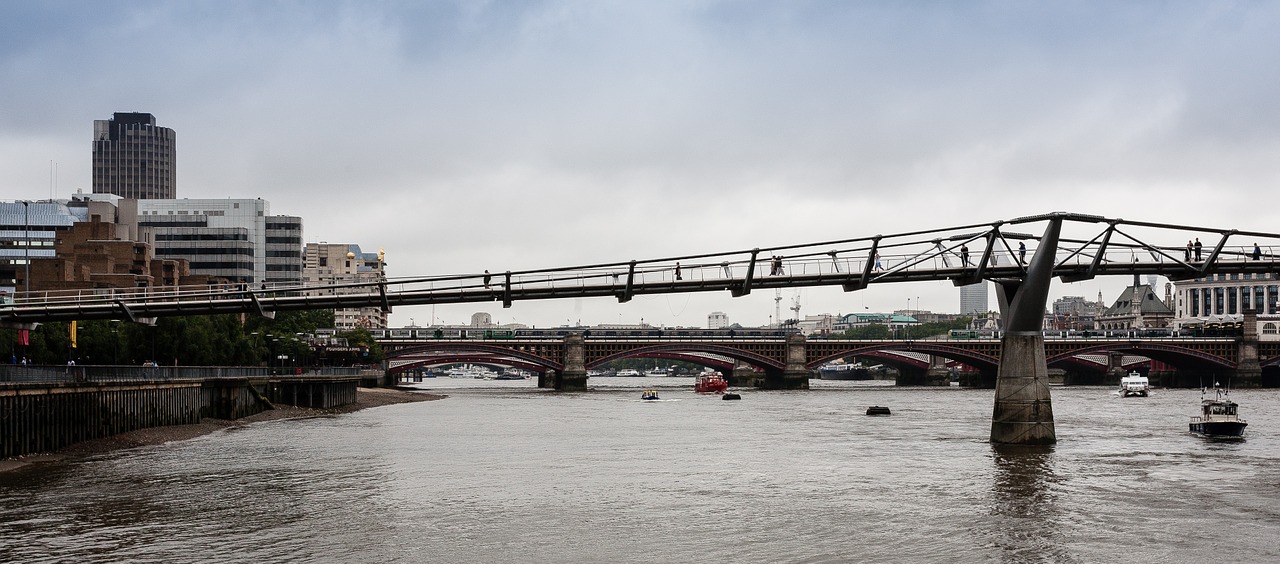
18;329;29;346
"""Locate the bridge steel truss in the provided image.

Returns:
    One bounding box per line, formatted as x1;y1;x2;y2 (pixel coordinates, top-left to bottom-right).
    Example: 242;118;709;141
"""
5;211;1280;325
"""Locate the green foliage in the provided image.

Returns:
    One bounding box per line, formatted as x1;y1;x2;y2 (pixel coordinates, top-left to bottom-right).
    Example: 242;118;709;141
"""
336;327;384;363
0;309;338;366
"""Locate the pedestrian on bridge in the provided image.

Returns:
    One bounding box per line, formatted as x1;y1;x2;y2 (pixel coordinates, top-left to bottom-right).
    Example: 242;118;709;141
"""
960;245;970;267
1018;241;1027;265
1185;241;1193;261
675;262;682;280
1253;243;1262;260
1194;238;1203;261
873;252;883;271
483;270;491;288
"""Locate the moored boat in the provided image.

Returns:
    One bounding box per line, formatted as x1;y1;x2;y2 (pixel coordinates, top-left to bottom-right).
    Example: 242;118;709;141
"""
694;373;729;393
1119;371;1150;397
818;362;872;380
1190;387;1247;438
641;389;660;401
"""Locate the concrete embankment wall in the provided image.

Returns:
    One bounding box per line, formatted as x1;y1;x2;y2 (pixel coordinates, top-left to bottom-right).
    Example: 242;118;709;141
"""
2;376;359;459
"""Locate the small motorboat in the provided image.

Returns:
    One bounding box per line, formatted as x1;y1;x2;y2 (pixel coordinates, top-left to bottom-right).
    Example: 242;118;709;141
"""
641;390;660;401
694;373;729;394
1119;371;1150;397
866;406;891;416
1190;386;1247;438
722;392;741;400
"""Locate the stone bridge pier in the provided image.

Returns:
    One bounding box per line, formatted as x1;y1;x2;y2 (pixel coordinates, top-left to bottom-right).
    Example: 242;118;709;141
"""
544;333;588;391
1236;309;1263;387
762;334;810;390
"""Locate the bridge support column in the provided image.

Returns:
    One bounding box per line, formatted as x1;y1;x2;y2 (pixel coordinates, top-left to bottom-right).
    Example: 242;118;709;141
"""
991;332;1056;445
989;214;1062;445
1104;351;1127;385
761;334;809;390
556;334;588;391
1235;309;1263;387
926;355;951;386
727;361;764;388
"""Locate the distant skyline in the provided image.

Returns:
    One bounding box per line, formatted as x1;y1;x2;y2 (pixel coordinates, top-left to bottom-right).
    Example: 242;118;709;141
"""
4;2;1279;328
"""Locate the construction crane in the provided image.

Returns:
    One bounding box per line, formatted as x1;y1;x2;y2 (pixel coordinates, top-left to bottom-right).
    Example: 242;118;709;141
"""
789;292;802;323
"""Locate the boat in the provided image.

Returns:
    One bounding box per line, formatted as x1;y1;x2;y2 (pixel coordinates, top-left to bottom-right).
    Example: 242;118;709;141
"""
616;369;642;377
641;390;660;400
694;373;729;393
1190;387;1248;438
644;368;668;377
818;362;872;380
722;392;741;400
866;406;891;416
1119;371;1150;397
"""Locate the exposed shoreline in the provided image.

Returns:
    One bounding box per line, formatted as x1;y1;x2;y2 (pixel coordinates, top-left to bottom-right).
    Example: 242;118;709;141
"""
0;387;445;475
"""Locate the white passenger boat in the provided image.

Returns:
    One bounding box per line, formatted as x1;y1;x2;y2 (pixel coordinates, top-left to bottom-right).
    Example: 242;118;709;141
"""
1119;371;1150;397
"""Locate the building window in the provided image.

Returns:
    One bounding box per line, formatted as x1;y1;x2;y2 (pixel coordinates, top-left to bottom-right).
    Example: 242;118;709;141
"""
1264;323;1278;335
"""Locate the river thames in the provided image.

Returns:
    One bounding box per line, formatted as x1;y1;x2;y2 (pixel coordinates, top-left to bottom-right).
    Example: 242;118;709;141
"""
3;378;1279;563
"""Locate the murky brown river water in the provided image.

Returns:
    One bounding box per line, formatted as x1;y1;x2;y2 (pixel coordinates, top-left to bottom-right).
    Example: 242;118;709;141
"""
3;378;1280;563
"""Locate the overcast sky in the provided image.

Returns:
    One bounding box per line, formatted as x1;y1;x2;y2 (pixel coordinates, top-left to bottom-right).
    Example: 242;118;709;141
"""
3;1;1279;328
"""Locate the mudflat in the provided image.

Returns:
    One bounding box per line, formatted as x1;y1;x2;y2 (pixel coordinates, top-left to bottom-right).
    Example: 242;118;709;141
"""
0;387;444;474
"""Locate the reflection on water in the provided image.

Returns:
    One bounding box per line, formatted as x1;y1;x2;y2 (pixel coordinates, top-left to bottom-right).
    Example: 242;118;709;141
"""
987;445;1073;562
3;383;1280;563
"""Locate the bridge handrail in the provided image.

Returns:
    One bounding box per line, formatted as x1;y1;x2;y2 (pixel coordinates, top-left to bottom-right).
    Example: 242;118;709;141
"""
6;213;1280;322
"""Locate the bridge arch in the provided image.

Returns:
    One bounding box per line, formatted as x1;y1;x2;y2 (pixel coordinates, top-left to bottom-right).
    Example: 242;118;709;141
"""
386;343;563;372
389;355;549;375
1046;343;1236;369
807;343;1000;372
588;344;785;372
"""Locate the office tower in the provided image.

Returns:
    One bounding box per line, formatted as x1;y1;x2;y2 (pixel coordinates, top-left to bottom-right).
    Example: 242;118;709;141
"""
93;112;176;199
959;281;989;314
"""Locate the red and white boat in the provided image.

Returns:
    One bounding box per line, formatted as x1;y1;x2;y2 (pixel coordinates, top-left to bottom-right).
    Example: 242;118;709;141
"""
694;373;729;394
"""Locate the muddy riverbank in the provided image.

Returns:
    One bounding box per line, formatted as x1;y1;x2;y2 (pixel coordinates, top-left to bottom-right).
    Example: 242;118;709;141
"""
0;387;444;474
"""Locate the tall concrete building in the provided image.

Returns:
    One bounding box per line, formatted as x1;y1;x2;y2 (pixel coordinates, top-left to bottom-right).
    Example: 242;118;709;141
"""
959;281;989;315
93;112;177;199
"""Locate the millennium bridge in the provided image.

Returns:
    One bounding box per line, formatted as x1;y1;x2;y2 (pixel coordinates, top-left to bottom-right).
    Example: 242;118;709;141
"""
6;211;1280;445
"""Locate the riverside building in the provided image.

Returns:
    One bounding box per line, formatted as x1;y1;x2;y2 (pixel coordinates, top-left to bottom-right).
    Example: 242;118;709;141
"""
303;243;388;330
1173;273;1280;336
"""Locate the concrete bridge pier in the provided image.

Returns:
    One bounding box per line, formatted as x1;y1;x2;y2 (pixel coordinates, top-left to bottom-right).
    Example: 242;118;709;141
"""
990;332;1056;445
760;334;809;390
990;214;1062;445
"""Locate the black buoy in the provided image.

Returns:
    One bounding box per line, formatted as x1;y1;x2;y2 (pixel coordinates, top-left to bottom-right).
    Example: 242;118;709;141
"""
866;406;891;416
722;393;742;400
